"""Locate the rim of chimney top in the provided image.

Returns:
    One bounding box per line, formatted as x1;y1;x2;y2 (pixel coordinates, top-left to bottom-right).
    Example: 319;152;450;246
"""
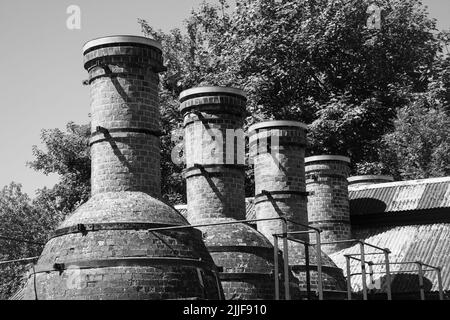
305;155;351;164
179;86;246;102
348;175;394;184
248;120;308;132
83;35;162;54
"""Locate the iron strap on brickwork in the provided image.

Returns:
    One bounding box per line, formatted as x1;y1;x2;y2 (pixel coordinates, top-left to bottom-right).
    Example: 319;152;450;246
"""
50;222;202;240
32;257;214;274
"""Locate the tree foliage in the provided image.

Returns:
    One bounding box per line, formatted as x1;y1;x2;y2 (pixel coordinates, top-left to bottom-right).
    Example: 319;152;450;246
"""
0;183;55;299
138;0;447;195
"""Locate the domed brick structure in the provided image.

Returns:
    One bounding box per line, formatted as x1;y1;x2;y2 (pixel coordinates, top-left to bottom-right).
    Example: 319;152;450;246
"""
249;122;347;299
21;36;223;300
305;155;352;255
180;87;299;300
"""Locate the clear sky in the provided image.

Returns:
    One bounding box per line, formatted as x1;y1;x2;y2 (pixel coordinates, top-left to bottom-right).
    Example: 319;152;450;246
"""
0;0;449;197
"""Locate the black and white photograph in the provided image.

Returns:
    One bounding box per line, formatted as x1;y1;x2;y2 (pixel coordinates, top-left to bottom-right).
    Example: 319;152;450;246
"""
0;0;449;311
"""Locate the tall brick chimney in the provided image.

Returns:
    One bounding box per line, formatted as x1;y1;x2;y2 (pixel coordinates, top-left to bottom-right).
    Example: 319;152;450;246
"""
180;87;295;300
348;175;394;188
250;123;347;299
305;155;352;255
22;36;223;300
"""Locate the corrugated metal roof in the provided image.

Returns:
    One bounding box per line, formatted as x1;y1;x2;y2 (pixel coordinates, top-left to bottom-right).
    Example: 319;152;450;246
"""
349;177;450;215
330;224;450;293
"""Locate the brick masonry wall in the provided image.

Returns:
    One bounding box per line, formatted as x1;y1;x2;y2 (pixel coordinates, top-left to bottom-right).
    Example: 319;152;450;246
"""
86;45;162;198
306;157;351;254
250;126;347;297
249;124;308;242
181;89;299;300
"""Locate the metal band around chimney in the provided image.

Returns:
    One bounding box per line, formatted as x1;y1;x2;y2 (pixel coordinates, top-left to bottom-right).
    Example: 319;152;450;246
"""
83;35;163;54
183;164;246;179
348;175;394;184
179;87;246;102
51;222;202;240
248;120;308;133
89;127;164;147
33;257;212;275
207;246;274;255
254;191;309;204
305;155;351;164
306;173;350;180
219;273;274;281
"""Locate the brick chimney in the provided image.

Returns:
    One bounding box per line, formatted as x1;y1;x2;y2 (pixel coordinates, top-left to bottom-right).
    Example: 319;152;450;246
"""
348;175;394;188
249;121;309;242
305;155;352;255
22;36;223;300
180;87;295;300
250;123;347;299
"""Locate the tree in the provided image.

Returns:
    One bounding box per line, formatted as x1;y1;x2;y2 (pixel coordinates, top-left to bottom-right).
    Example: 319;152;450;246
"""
0;183;52;299
28;122;91;216
138;0;443;196
382;94;450;180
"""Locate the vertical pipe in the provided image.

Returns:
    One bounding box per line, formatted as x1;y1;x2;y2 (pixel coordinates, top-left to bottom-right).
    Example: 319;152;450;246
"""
417;263;425;301
437;268;444;301
274;235;280;300
345;256;352;300
368;263;374;290
384;250;392;301
305;243;311;300
215;272;223;301
315;230;324;300
359;242;368;300
282;221;290;300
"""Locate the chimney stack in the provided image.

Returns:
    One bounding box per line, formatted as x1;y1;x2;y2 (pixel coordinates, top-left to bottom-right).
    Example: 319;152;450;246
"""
250;124;347;299
348;175;394;188
180;87;291;300
22;36;223;300
249;121;309;242
305;155;352;254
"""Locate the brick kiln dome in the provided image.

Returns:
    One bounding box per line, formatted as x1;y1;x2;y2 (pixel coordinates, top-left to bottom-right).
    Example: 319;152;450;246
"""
21;36;223;300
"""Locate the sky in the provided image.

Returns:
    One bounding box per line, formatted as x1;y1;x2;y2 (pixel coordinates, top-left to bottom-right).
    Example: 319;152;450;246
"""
0;0;449;197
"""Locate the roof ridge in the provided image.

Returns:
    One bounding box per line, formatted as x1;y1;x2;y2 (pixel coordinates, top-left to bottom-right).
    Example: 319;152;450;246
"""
349;176;450;191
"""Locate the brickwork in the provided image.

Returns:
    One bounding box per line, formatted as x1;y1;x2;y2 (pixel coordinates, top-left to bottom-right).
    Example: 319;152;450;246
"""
249;123;347;298
85;42;163;198
249;121;309;242
305;156;351;254
22;36;223;300
181;88;297;300
348;175;394;188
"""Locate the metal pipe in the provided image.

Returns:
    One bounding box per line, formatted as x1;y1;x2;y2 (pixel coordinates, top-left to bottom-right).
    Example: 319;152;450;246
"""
0;256;40;265
360;242;368;300
279;230;316;236
384;250;392;301
417;262;425;301
273;235;280;301
437;268;444;301
315;230;324;300
305;243;311;300
317;239;387;253
345;252;385;257
368;263;374;290
282;221;290;300
143;217;294;233
345;255;352;300
358;270;435;275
